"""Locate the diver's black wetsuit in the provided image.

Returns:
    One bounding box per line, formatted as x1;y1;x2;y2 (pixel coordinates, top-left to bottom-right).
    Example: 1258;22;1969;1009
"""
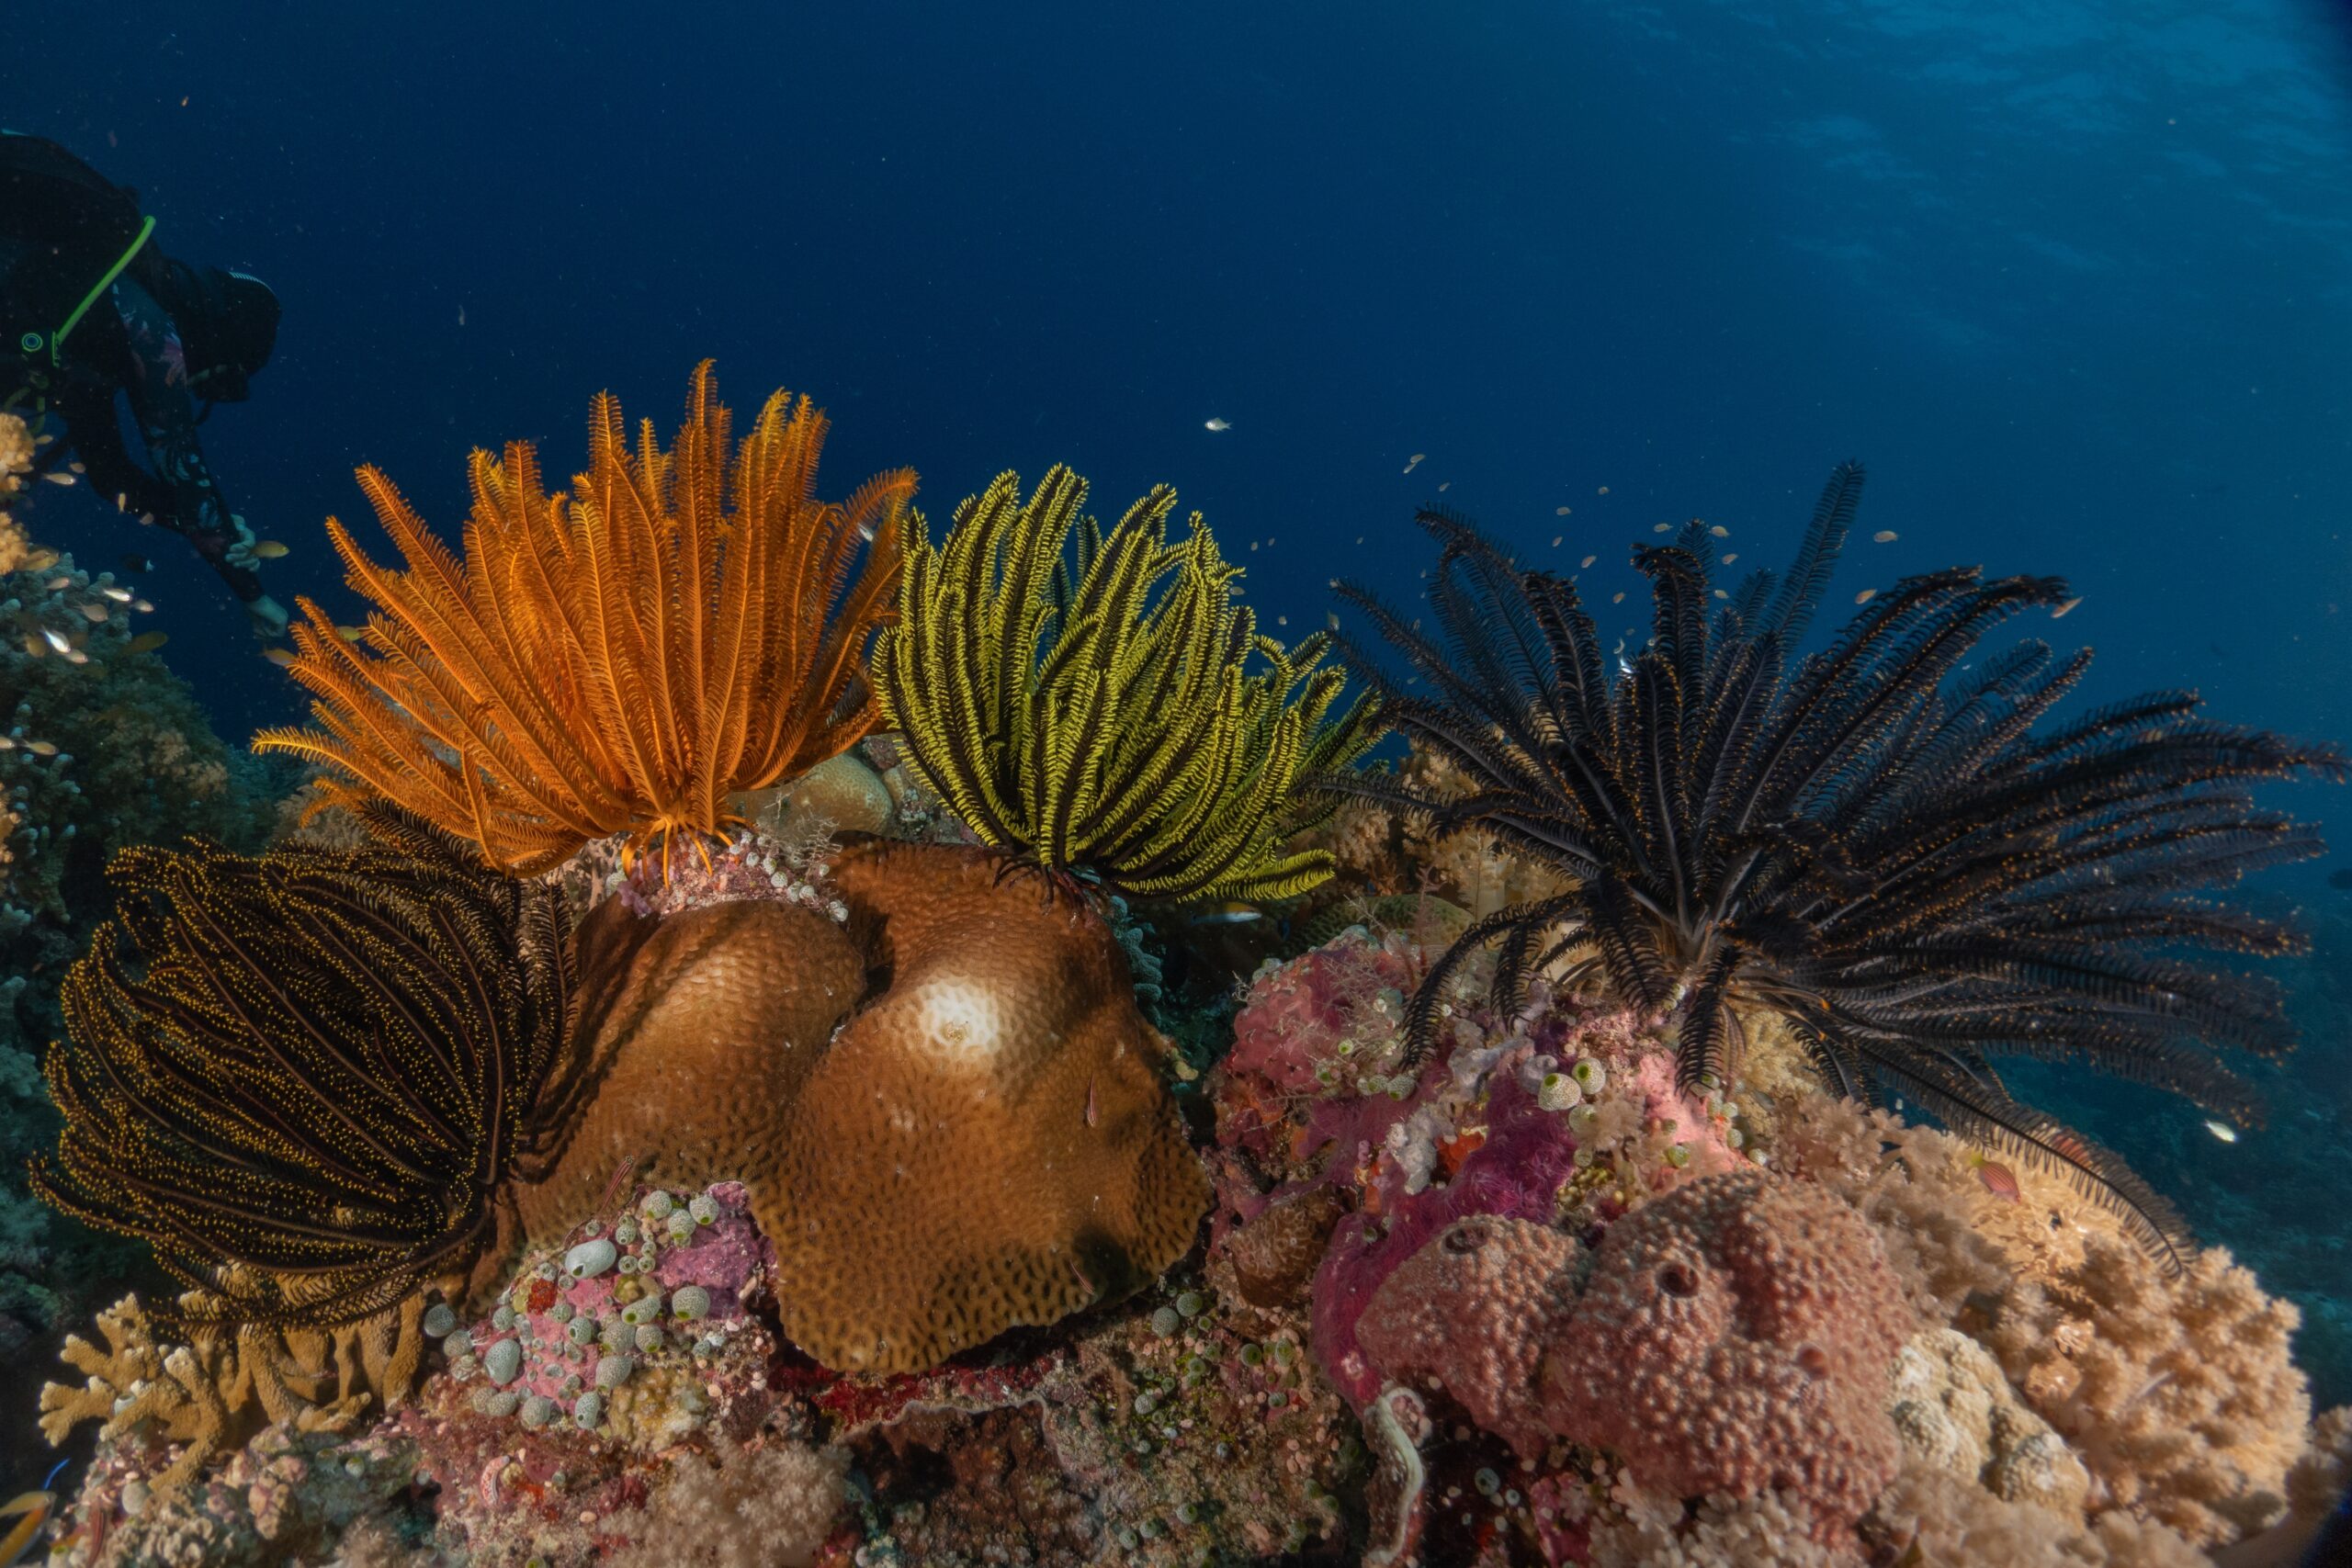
2;132;282;629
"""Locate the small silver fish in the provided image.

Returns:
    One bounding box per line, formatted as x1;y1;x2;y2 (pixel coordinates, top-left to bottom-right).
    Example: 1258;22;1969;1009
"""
2052;596;2083;619
1872;529;1898;543
2204;1119;2239;1144
1204;418;1231;433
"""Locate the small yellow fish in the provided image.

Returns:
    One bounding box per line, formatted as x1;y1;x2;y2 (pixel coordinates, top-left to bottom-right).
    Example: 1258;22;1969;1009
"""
1611;591;1625;604
1855;589;1877;605
2204;1119;2239;1144
1204;418;1231;433
1722;553;1738;564
1872;529;1898;543
127;631;168;654
1578;554;1595;569
2052;596;2083;618
336;625;367;642
1597;485;1610;495
251;540;290;559
1713;589;1728;600
23;548;58;571
18;636;40;659
40;470;74;487
1403;453;1426;474
263;647;297;667
24;740;57;757
1710;524;1729;537
1437;481;1451;492
1652;523;1670;534
78;604;107;624
1555;505;1571;516
1552;536;1564;547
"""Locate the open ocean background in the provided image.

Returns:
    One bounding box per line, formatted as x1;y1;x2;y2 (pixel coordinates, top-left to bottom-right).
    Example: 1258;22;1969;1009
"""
11;1;2352;1401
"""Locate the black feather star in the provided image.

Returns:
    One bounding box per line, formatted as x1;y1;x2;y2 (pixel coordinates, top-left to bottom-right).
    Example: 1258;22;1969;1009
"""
1327;463;2346;1269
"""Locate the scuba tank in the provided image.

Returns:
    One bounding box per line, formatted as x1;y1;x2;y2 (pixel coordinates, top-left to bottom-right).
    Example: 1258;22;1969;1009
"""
1;131;157;416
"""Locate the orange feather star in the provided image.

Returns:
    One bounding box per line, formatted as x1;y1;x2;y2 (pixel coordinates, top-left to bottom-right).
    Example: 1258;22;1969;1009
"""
257;362;915;874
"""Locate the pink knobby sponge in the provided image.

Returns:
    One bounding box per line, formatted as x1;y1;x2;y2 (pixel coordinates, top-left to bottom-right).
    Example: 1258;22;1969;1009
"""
1542;1168;1917;1541
1356;1215;1580;1457
1310;1072;1581;1408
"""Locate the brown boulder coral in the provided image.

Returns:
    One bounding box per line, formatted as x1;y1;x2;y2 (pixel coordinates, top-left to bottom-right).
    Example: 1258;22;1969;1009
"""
521;839;1210;1373
764;840;1211;1371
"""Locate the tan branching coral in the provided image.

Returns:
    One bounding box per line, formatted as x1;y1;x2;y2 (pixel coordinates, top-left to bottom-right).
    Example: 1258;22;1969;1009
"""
37;1291;428;1495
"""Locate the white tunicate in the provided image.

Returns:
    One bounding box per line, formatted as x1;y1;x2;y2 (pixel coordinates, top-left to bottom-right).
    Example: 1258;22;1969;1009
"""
519;1395;556;1429
422;1303;458;1338
492;1305;516;1331
1537;1072;1582;1112
622;1292;665;1326
440;1329;473;1360
666;1211;696;1243
595;1354;635;1389
573;1392;604;1428
564;1237;618;1280
484;1338;523;1386
615;1219;639;1246
1570;1057;1607;1094
568;1316;596;1346
640;1190;676;1221
670;1285;711;1322
635;1323;666;1353
688;1193;718;1225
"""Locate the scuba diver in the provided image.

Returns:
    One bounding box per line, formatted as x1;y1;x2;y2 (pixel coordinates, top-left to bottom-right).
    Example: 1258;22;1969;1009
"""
1;131;288;637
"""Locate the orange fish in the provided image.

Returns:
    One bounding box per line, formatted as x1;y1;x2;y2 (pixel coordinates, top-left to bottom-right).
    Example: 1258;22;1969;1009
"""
0;1487;55;1565
1974;1157;2022;1204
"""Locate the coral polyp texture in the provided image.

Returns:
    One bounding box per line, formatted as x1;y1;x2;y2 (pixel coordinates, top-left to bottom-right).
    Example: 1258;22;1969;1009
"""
256;362;915;874
763;840;1211;1369
874;463;1381;903
33;809;578;1327
523;838;1209;1372
1544;1169;1919;1542
1326;467;2347;1268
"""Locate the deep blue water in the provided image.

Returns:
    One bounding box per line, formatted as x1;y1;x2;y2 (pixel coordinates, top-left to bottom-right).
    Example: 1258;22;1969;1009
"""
13;0;2352;1384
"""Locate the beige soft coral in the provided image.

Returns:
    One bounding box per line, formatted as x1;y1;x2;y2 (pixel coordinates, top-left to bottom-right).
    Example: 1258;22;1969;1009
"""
1985;1235;2310;1546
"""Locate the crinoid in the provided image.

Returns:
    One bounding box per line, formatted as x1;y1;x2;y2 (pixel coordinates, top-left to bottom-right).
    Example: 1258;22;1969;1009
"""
1328;464;2346;1267
256;362;915;874
874;464;1382;906
31;807;582;1326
